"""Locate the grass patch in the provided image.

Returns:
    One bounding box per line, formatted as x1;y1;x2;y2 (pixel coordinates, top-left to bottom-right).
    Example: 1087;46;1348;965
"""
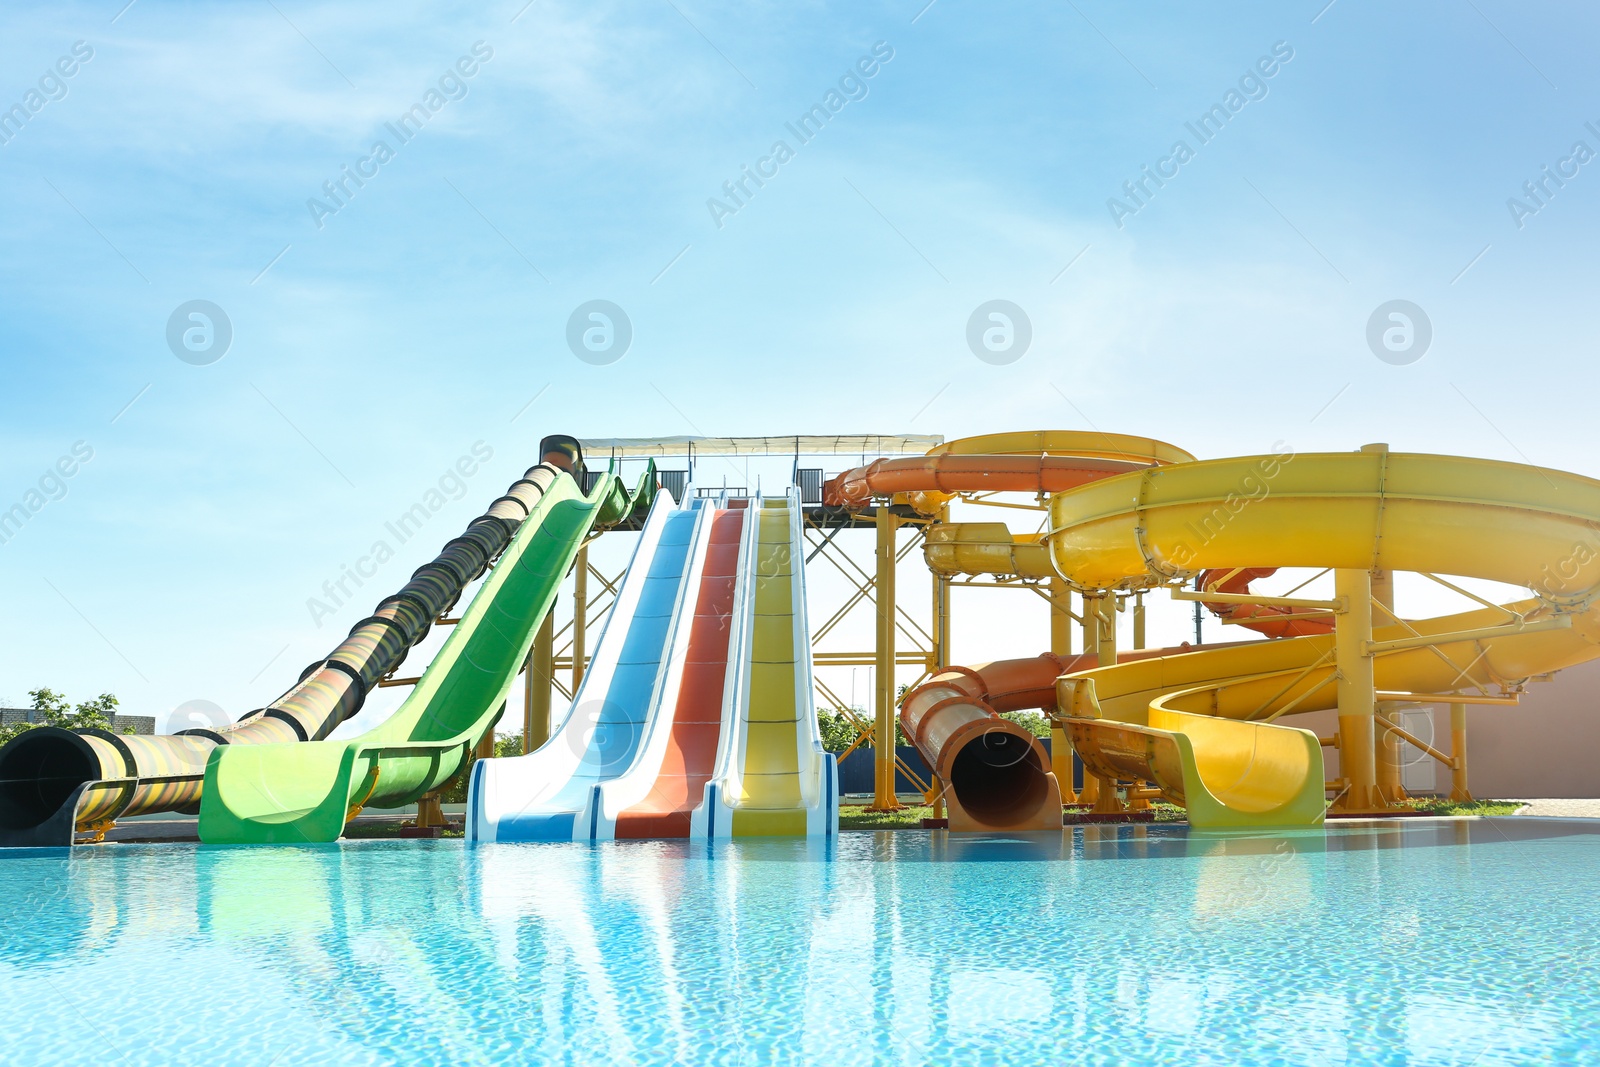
1396;797;1522;817
1145;802;1189;823
839;804;936;830
342;819;464;840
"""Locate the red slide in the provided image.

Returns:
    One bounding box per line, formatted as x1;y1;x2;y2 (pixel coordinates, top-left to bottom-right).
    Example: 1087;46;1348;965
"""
614;506;746;838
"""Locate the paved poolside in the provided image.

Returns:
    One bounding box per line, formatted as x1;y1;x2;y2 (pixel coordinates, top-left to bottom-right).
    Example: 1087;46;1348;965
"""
1512;799;1600;818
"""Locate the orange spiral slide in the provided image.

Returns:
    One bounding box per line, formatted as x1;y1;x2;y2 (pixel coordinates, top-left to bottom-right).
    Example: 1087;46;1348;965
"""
1196;567;1335;638
821;431;1195;830
821;431;1193;514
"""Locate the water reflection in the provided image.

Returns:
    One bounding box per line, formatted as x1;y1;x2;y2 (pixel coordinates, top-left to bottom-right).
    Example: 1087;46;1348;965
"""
0;820;1594;1065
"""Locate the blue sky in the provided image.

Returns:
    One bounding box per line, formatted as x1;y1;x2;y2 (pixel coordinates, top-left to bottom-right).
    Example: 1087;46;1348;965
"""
2;1;1596;729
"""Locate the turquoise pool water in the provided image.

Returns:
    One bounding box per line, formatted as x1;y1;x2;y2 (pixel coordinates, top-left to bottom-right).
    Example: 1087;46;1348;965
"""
1;820;1596;1065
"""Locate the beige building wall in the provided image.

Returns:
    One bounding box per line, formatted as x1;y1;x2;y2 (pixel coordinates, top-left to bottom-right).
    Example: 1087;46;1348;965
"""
1295;657;1600;800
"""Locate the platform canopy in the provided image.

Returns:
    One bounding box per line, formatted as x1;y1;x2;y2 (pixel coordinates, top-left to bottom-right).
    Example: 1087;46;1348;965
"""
578;434;943;459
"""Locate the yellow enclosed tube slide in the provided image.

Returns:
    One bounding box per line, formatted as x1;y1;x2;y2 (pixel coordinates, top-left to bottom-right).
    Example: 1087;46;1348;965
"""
924;523;1056;579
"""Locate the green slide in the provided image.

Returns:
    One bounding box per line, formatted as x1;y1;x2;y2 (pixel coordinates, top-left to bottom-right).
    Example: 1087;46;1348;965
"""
198;467;649;844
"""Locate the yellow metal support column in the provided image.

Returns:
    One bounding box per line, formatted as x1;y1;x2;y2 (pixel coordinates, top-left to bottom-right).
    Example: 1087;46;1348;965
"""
572;544;589;693
869;506;902;811
1077;592;1102;810
1073;593;1122;813
1049;576;1076;804
1089;594;1125;814
1371;570;1405;804
1449;702;1473;802
524;606;555;753
932;506;951;671
1333;568;1381;811
1075;588;1100;806
1132;591;1145;650
415;793;447;829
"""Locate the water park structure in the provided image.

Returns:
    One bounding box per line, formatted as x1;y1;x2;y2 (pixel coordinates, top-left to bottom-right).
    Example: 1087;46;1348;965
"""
4;430;1599;847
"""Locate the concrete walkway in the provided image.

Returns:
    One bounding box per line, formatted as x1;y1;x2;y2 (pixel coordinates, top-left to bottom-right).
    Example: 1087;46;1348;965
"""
1512;799;1600;818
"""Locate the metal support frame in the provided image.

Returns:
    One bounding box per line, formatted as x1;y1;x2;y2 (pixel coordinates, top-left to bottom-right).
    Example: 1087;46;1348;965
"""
414;793;447;829
869;506;903;811
524;606;555;753
815;673;932;794
801;510;942;810
1081;593;1126;813
1195;561;1522;812
932;505;951;671
1049;576;1076;803
475;719;498;760
1365;615;1570;655
930;519;952;820
571;544;589;693
1375;715;1452;770
1332;568;1381;811
542;557;624;704
1372;570;1405;804
805;520;932;651
1449;702;1473;802
1171;589;1341;610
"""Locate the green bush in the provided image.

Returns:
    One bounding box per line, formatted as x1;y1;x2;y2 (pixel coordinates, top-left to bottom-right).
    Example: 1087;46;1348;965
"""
0;688;125;746
998;710;1052;737
438;733;528;803
817;707;907;752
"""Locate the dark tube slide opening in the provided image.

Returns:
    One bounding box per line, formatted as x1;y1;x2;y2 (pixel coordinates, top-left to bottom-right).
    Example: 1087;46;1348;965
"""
540;434;584;475
948;730;1049;823
0;730;96;831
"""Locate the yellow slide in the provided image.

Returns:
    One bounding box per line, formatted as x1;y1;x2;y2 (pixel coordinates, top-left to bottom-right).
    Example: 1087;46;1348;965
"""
704;492;837;837
1042;445;1600;828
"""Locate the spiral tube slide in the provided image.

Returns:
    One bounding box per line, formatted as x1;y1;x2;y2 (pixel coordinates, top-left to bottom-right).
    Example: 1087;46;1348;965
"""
1048;449;1600;828
0;435;625;848
466;491;703;843
899;654;1072;831
199;458;657;844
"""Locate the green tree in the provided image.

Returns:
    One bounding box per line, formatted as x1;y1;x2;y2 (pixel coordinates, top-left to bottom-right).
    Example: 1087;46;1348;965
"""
438;733;530;803
816;707;907;752
999;710;1052;738
0;688;126;746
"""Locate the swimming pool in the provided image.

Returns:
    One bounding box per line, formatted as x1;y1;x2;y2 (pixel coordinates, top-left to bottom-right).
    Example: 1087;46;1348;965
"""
1;820;1595;1065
